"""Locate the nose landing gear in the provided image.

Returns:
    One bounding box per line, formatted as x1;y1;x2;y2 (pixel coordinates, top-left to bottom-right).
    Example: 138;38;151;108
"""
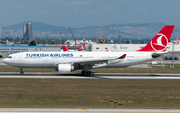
20;68;24;75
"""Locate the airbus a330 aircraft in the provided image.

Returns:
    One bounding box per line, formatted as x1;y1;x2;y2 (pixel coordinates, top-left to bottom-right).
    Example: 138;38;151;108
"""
2;25;174;76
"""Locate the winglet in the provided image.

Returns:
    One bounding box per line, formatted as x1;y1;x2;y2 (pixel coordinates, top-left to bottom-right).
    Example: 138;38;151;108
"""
118;54;126;59
62;45;69;52
137;25;174;52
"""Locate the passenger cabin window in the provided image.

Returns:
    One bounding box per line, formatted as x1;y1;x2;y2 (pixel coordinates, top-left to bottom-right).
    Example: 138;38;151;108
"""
7;56;12;58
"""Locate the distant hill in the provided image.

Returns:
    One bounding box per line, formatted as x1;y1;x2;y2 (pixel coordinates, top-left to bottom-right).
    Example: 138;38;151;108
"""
2;21;166;32
2;22;180;42
2;21;68;31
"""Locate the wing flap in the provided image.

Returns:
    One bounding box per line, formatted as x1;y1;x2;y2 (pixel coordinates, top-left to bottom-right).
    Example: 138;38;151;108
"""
74;59;112;66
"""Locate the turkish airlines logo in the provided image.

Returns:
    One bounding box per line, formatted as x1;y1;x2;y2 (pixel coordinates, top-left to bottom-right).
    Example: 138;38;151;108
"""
150;33;168;51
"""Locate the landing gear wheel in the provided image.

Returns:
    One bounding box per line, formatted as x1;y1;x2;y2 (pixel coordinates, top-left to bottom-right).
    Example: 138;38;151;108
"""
81;70;94;76
81;71;85;75
84;72;88;76
89;72;94;76
20;71;24;75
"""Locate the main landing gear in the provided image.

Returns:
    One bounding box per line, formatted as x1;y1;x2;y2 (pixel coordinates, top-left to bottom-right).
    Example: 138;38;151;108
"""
81;70;94;76
20;68;24;75
81;65;94;76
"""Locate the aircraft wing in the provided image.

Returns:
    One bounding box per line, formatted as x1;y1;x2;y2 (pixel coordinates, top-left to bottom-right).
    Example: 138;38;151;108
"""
74;58;115;66
55;54;126;66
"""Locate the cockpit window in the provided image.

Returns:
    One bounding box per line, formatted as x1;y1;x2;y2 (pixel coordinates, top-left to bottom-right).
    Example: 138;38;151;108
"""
7;56;12;58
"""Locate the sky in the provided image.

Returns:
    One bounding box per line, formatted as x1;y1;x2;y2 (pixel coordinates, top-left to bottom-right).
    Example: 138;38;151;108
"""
0;0;180;28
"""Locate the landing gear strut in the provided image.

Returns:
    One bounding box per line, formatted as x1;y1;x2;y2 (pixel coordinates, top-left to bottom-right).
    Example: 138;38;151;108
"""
20;68;24;75
81;70;94;76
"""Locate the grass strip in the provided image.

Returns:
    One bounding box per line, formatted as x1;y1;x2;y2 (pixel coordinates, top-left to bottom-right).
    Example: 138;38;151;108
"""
0;79;179;108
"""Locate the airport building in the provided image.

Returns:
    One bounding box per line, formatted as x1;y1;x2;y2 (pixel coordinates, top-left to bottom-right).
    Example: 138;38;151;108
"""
86;43;180;52
64;39;94;47
0;46;61;53
1;43;179;53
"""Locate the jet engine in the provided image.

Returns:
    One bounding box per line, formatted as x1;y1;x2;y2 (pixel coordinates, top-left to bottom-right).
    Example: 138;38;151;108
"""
58;64;74;73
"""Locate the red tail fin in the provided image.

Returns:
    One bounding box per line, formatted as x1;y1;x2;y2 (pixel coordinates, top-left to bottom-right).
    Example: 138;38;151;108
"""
137;25;174;52
79;44;85;50
62;45;69;52
175;37;180;43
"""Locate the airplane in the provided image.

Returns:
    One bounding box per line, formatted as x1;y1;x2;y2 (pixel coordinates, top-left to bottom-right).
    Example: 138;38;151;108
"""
79;44;85;51
2;25;174;76
175;37;180;44
62;45;69;52
62;44;85;52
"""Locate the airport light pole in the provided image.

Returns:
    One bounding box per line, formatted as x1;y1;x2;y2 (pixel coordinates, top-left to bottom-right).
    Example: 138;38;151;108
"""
172;32;174;68
46;34;48;45
60;32;62;50
13;30;16;45
119;34;121;44
36;31;39;46
0;22;1;46
0;30;1;46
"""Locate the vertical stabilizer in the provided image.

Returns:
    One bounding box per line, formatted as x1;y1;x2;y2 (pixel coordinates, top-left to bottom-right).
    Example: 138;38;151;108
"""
62;45;69;52
175;37;180;43
137;25;174;52
79;44;85;51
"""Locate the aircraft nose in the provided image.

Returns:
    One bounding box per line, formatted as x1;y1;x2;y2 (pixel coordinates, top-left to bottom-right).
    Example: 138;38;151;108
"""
2;58;8;64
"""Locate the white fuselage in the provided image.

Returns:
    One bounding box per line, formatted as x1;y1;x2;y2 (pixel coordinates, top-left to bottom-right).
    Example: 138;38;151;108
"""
3;51;154;69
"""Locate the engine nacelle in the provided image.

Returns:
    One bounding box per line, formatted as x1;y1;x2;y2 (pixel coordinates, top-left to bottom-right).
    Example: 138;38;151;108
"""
58;64;74;73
